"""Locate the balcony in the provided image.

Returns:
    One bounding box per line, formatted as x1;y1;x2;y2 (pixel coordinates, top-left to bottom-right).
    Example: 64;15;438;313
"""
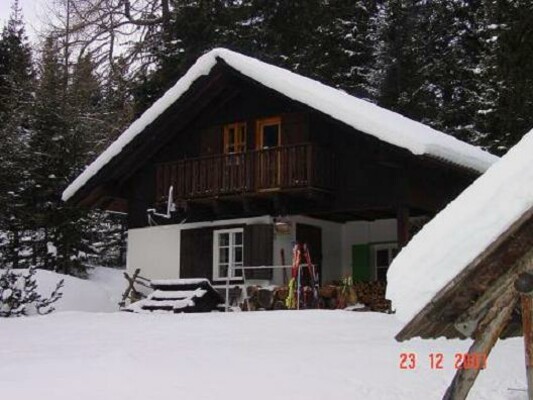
156;143;335;201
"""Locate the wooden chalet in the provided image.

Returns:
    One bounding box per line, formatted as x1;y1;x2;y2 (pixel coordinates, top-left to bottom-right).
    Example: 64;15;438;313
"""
387;129;533;399
63;48;497;288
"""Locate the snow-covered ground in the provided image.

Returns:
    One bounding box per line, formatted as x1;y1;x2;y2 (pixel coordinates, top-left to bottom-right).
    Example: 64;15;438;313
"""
28;267;125;313
0;309;526;400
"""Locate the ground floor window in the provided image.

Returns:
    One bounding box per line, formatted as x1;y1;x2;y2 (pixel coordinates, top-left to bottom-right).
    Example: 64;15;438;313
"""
213;228;244;280
373;243;398;282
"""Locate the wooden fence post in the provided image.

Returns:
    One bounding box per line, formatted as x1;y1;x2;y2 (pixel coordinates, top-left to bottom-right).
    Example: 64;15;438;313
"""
515;269;533;400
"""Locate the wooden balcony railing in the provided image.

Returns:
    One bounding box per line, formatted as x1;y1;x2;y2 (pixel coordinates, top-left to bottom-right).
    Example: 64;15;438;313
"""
156;143;335;201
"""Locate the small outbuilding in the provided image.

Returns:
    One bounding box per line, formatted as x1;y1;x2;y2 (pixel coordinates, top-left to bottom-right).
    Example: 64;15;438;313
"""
387;129;533;399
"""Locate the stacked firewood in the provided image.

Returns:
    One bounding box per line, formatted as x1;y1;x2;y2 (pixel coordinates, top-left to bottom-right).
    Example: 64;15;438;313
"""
239;281;392;313
317;280;390;312
351;281;392;313
241;286;288;311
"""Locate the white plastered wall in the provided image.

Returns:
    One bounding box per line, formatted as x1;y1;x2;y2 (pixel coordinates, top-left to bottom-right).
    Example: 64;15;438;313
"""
127;225;182;280
341;219;398;279
271;216;398;284
127;215;272;281
127;214;399;284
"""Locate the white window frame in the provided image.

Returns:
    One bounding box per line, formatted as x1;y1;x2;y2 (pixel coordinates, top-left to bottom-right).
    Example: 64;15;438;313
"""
213;228;244;281
372;243;398;281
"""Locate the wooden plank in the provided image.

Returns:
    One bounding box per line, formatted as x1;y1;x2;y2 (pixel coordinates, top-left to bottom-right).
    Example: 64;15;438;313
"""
153;143;336;216
456;246;533;337
442;283;518;400
514;253;533;400
521;293;533;400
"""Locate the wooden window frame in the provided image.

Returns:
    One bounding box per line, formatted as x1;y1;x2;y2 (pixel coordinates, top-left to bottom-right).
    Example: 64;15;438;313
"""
223;122;247;154
212;228;244;281
372;243;398;282
256;116;281;149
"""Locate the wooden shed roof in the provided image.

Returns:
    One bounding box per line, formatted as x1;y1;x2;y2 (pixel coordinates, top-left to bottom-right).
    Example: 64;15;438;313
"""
387;130;533;341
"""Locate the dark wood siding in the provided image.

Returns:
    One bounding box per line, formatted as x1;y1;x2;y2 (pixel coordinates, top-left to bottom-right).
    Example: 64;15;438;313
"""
200;125;222;156
244;224;274;279
180;228;213;279
282;112;308;145
120;68;479;229
73;62;481;228
127;164;156;229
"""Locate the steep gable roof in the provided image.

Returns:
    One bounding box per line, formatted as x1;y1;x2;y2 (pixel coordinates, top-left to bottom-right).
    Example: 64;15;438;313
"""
387;128;533;339
63;48;498;202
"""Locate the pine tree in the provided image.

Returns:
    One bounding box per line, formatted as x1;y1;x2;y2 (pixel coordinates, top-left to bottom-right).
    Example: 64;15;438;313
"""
0;0;35;269
476;0;533;153
374;0;491;146
376;0;423;116
29;37;93;276
102;57;134;147
313;0;379;98
0;266;64;317
29;40;127;276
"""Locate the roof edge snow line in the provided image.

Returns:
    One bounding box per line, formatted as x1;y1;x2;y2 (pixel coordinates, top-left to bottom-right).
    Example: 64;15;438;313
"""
62;48;499;202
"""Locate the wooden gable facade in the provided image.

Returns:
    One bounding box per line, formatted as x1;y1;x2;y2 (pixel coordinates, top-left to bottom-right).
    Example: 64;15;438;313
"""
71;61;478;243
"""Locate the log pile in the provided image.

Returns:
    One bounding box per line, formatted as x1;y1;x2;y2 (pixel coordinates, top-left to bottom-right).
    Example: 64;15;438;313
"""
352;281;391;313
241;286;288;311
239;281;392;313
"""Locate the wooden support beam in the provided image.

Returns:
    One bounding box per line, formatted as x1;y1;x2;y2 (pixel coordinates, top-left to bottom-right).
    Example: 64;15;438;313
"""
456;247;533;337
273;193;288;215
211;199;239;217
185;202;215;220
520;293;533;400
514;249;533;400
397;205;410;248
442;284;518;400
242;197;270;215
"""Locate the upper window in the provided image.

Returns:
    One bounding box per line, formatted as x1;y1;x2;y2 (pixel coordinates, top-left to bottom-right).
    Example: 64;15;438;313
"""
213;228;244;281
256;117;281;149
224;122;246;154
373;243;398;282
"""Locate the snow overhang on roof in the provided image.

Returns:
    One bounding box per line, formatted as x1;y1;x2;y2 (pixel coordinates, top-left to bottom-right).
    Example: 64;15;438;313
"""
62;47;499;202
387;128;533;339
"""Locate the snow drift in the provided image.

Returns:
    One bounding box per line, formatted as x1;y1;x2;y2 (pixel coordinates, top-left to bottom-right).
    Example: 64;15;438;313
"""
1;267;124;314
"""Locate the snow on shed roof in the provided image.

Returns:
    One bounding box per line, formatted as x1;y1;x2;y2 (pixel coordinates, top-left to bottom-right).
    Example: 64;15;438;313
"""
387;129;533;325
62;48;498;202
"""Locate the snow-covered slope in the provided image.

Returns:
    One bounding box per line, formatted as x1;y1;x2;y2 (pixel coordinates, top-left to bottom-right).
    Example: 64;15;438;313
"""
387;129;533;323
16;267;124;313
62;48;498;202
0;311;524;400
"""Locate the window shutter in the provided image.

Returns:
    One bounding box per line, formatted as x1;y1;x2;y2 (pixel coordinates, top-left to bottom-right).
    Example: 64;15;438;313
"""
352;244;371;282
180;228;213;279
244;224;273;280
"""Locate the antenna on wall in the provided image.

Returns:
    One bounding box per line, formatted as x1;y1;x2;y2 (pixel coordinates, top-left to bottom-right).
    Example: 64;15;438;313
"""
147;186;176;224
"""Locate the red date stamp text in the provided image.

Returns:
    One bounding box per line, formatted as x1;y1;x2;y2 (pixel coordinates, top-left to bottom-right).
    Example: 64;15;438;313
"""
399;352;487;370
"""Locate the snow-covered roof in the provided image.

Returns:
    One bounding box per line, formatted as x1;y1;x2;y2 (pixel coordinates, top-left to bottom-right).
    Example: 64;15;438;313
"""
62;48;498;202
387;129;533;324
